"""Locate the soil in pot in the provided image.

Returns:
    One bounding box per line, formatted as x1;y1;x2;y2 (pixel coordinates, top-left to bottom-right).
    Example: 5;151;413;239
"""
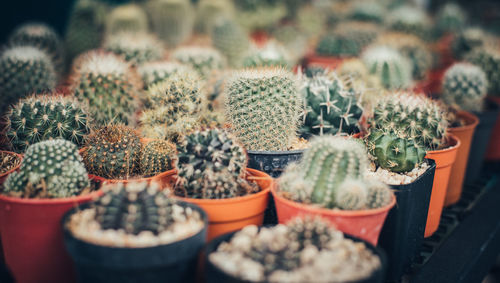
0;151;22;185
485;96;500;160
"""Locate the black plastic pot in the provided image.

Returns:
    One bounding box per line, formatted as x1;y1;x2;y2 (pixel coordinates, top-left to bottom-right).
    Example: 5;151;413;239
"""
205;228;386;283
466;101;500;184
378;159;436;282
62;201;208;283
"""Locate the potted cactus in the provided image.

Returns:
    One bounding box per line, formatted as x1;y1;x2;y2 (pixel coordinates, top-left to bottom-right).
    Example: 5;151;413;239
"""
211;18;251;68
0;151;22;184
171;46;226;79
137;61;193;90
172;128;272;240
0;139;99;283
242;40;292;69
206;217;386;283
63;181;207;283
387;5;432;42
105;4;149;35
103;33;165;66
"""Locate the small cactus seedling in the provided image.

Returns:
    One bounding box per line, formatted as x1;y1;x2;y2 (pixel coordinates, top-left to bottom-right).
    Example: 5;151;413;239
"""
104;33;165;65
442;63;488;112
466;47;500;96
243;40;291;68
4;139;89;198
140;139;176;177
147;0;194;48
212;19;250;67
362;45;413;90
138;61;193;89
106;4;149;35
172;46;225;79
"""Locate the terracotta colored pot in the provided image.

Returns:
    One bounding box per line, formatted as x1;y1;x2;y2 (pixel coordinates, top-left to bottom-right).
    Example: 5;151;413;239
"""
0;190;101;283
424;134;460;237
445;112;479;206
272;184;396;246
0;151;22;185
304;53;345;70
435;33;455;69
175;168;272;241
250;30;269;47
416;68;446;97
485;96;500;160
87;170;177;188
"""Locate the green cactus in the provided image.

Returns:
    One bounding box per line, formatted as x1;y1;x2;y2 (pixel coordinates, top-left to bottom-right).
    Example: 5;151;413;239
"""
106;4;149;35
466;47;500;96
138;61;193;89
350;1;385;23
366;179;394;209
435;2;467;35
362;45;413;90
271;25;307;64
225;67;302;151
172;46;225;79
212;19;250;67
70;51;140;125
243;40;291;68
82;124;142;179
0;46;57;115
315;22;379;57
140;139;176;177
451;28;487;60
104;33;165;65
147;0;194;48
234;0;287;31
442;63;488;112
3;139;89;198
195;0;234;34
387;5;432;40
5;95;91;153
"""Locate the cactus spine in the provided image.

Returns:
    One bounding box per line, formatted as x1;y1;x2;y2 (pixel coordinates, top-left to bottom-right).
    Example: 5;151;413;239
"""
171;46;225;79
243;40;291;68
138;61;193;89
442;63;488;112
104;33;165;65
140;139;176;177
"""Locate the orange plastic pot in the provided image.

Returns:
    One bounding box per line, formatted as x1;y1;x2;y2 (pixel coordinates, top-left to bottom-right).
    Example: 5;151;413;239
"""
445;112;479;206
88;169;177;188
0;151;22;185
0;190;101;283
175;168;272;241
485;96;500;160
271;184;396;246
424;134;460;237
304;53;345;70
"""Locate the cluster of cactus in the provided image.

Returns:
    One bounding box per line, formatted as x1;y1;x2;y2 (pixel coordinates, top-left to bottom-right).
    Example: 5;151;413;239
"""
70;51;140;125
104;33;165;65
349;1;385;23
387;6;431;40
175;129;258;199
106;4;149;35
138;61;193;89
315;22;379;57
442;63;488;113
243;40;291;68
212;19;250;67
195;0;234;34
171;46;225;79
466;47;500;96
147;0;194;48
140;139;176;177
300;71;363;136
225;67;302;151
4;139;89;198
451;28;487;60
5;95;91;153
435;2;467;35
234;0;287;31
279;136;393;210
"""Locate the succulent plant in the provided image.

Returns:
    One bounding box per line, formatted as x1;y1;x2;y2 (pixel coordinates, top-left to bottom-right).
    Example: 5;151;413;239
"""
137;61;193;89
466;47;500;96
82;124;142;179
70;51;140;125
350;1;385;23
147;0;194;48
104;33;165;65
212;19;250;67
297;5;327;38
171;46;225;79
234;0;287;31
435;2;467;35
106;4;149;35
315;22;379;57
4;139;89;198
442;63;488;112
451;28;487;60
140;139;176;177
5;95;91;153
225;67;302;151
300;71;363;136
387;5;432;40
0;46;57;115
195;0;234;34
243;40;291;68
271;25;307;63
362;45;413;90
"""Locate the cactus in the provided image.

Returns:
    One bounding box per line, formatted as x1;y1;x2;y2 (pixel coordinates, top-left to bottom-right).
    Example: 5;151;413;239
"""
466;47;500;96
451;28;487;60
0;46;57;115
271;25;307;64
225;67;302;151
82;124;142;179
70;51;140;125
195;0;234;34
234;0;287;31
171;46;225;79
138;61;193;89
104;33;165;65
442;63;488;112
315;22;379;57
212;19;250;67
387;6;432;40
300;71;363;136
362;45;413;90
350;1;385;23
3;139;89;198
435;2;467;35
106;4;149;35
140;139;176;177
5;95;91;153
243;40;291;68
147;0;194;48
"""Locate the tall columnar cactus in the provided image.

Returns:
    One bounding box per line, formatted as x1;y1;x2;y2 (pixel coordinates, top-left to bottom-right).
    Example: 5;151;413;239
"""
466;47;500;96
138;61;193;89
104;33;165;65
70;51;140;125
362;45;413;90
140;139;176;177
315;22;379;57
212;19;250;67
442;63;488;112
243;40;291;68
387;6;432;40
106;4;149;35
4;139;89;198
5;95;91;153
0;46;57;115
451;28;487;60
83;124;143;179
300;71;363;136
225;68;302;151
195;0;234;34
435;2;467;35
172;46;225;79
147;0;194;48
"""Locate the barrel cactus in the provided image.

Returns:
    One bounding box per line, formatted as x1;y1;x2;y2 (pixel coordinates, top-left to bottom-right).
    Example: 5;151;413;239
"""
243;40;291;68
451;28;487;60
435;2;467;35
147;0;194;48
106;4;149;35
442;63;488;112
362;45;413;90
350;1;385;23
195;0;234;34
212;19;250;67
104;33;165;65
171;46;225;79
225;67;302;151
138;61;193;89
234;0;286;31
140;139;176;177
466;47;500;96
387;5;432;40
4;139;89;198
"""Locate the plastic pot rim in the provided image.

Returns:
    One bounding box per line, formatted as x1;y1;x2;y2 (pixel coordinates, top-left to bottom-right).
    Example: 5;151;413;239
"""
0;189;101;205
448;111;479;133
87;169;177;184
427;134;461;156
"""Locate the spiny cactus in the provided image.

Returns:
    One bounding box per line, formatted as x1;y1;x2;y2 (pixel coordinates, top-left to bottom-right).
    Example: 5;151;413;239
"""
0;46;56;115
140;139;175;177
106;4;149;35
70;51;140;125
82;124;142;179
387;6;432;40
300;71;363;136
234;0;287;31
212;19;250;67
195;0;234;34
451;28;487;60
315;22;379;57
171;46;225;79
442;63;488;112
104;33;165;65
466;47;500;96
138;61;193;89
243;40;291;68
5;95;91;153
3;139;89;198
362;45;413;90
271;25;307;63
350;1;385;23
435;2;467;35
225;67;302;151
147;0;194;48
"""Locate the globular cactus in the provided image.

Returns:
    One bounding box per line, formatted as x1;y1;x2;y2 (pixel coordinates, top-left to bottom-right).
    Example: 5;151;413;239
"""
104;33;165;65
172;46;225;79
234;0;287;31
82;124;142;179
106;4;149;35
350;1;385;23
442;63;488;112
452;28;487;60
300;71;363;136
195;0;234;34
140;139;176;177
361;45;413;90
0;46;56;115
435;2;467;35
70;51;140;126
271;25;307;64
466;47;500;96
5;95;91;153
212;19;250;67
138;61;193;89
147;0;194;48
243;40;291;68
225;67;302;151
4;139;89;198
387;5;432;40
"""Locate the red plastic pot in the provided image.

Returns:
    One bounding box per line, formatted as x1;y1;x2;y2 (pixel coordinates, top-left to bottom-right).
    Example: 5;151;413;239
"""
250;30;269;47
485;96;500;160
304;53;345;70
0;151;22;185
